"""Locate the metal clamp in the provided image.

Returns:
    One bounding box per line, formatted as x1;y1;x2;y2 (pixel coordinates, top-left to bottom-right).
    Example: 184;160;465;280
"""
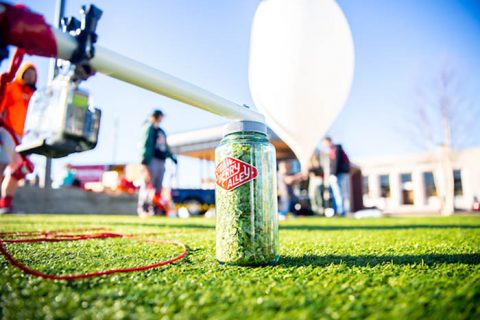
62;4;103;64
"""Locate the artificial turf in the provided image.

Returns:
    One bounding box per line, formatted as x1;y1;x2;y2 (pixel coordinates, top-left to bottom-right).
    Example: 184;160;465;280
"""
1;215;479;320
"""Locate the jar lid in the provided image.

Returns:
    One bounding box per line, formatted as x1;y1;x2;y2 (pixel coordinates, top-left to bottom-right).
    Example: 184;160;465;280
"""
224;120;267;136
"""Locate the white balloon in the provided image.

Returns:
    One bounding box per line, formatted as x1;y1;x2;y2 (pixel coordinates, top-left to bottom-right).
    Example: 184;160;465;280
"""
249;0;355;170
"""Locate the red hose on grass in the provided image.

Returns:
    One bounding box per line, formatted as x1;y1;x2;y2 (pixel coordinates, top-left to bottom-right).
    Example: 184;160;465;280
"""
0;54;187;280
0;228;187;280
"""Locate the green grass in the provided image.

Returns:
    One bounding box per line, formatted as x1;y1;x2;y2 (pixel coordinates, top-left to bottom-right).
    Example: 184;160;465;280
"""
1;215;479;320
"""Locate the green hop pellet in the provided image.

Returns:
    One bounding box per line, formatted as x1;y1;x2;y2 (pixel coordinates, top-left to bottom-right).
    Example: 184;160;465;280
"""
215;121;279;266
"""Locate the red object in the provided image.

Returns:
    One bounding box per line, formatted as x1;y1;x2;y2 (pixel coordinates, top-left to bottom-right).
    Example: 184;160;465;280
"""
0;48;25;110
119;177;137;194
0;3;58;57
0;48;35;178
330;145;350;166
0;114;35;182
329;144;350;174
0;228;188;280
153;192;163;208
0;117;35;179
10;157;34;180
0;62;36;136
215;156;258;191
0;195;12;208
10;162;27;180
71;165;108;187
473;201;480;211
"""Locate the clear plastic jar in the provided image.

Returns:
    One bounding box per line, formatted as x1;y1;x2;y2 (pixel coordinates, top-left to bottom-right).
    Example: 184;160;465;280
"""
215;120;279;265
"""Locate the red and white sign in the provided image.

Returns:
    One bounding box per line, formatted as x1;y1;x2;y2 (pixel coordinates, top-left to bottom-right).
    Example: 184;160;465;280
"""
71;165;108;187
215;157;258;191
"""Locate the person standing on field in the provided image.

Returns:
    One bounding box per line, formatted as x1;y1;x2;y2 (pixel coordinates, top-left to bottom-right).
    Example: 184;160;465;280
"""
0;62;37;213
138;109;177;216
307;150;325;215
277;160;304;217
322;136;351;216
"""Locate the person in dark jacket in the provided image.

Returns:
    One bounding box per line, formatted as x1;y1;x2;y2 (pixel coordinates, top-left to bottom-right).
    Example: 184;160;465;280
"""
322;136;350;216
138;109;177;216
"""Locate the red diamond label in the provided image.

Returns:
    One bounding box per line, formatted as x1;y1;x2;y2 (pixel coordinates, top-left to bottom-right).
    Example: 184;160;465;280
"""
215;157;258;191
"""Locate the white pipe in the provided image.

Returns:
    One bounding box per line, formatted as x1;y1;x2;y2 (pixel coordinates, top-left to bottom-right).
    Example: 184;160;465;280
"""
52;29;264;122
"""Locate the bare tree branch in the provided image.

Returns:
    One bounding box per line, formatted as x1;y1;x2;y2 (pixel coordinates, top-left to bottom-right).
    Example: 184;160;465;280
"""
398;61;479;214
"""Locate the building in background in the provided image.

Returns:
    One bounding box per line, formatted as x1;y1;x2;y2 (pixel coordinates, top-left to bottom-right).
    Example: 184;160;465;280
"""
168;125;364;213
168;126;295;162
357;148;480;214
168;125;298;189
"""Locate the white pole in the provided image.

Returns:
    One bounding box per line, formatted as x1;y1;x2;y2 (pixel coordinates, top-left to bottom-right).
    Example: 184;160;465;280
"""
51;29;265;123
42;0;66;189
112;112;118;163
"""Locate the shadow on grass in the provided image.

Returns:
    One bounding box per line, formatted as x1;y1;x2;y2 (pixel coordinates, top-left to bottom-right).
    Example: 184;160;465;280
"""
279;253;480;267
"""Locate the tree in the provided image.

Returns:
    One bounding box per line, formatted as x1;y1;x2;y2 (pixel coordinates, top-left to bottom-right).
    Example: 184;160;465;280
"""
401;63;479;215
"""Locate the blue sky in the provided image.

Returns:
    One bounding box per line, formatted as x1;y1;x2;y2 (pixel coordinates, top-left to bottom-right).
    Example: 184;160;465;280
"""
3;0;480;185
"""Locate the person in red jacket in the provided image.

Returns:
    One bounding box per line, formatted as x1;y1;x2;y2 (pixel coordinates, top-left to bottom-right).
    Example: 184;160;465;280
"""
0;62;37;213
